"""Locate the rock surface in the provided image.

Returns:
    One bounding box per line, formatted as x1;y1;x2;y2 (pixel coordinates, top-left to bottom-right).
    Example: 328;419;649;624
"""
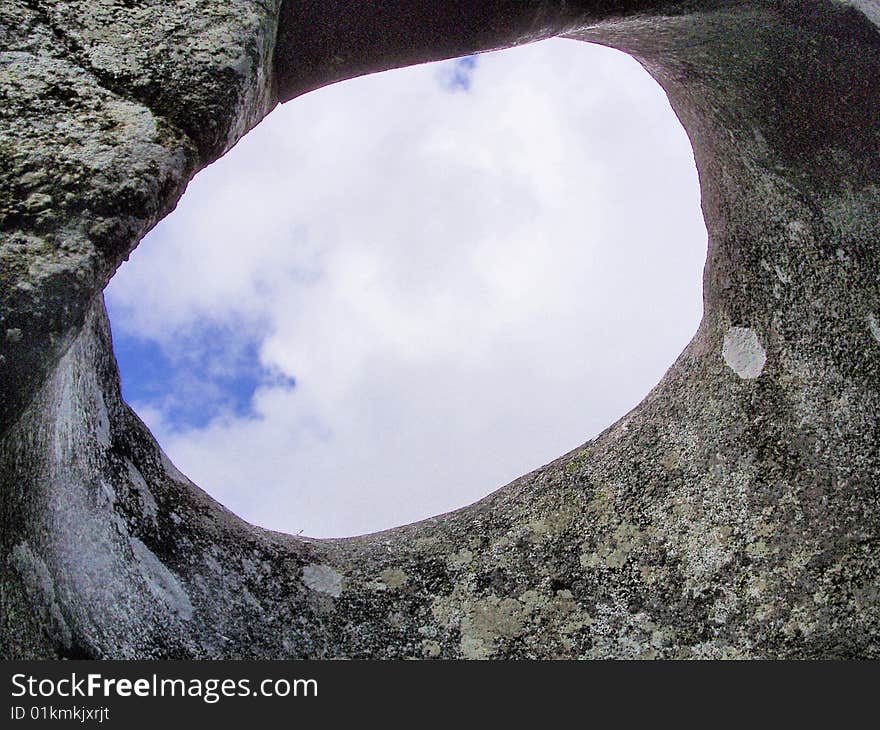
1;1;878;658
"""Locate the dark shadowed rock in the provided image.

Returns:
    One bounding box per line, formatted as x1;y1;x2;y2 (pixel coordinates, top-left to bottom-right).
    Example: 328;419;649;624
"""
1;0;878;658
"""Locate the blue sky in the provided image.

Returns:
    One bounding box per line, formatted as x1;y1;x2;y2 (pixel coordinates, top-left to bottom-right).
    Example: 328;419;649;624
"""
105;41;707;538
105;307;294;429
438;56;479;92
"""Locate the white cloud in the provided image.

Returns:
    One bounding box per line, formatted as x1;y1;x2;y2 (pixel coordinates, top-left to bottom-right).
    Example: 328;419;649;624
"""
106;39;707;537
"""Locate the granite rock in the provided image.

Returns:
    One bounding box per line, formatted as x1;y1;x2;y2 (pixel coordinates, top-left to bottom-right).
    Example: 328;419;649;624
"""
1;0;878;658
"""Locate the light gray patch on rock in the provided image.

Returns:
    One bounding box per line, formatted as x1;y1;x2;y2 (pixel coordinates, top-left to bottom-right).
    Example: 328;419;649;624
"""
125;459;158;522
722;327;767;379
129;537;193;620
302;563;344;597
868;314;880;344
834;0;880;27
99;479;116;507
9;542;72;649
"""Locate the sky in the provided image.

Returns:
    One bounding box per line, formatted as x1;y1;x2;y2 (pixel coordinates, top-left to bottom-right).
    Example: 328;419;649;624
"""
104;39;708;538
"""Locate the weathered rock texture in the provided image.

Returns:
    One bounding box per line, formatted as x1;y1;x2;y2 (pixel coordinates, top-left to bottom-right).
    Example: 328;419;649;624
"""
1;0;878;658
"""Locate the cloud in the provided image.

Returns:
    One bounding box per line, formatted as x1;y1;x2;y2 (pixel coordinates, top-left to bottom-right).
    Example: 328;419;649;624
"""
105;39;707;538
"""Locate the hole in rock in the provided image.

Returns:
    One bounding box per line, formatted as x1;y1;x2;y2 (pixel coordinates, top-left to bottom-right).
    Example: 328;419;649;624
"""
105;39;707;538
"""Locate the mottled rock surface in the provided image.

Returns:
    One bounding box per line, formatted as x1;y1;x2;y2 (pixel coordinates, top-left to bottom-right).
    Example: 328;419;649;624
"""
1;1;878;658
